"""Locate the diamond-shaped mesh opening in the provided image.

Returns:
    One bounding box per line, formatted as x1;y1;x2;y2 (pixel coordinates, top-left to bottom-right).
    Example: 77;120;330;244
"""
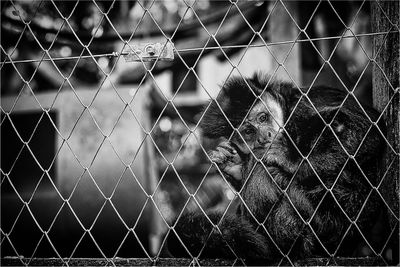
31;235;60;259
1;0;399;266
193;171;235;215
69;232;105;259
7;207;43;257
47;204;85;258
111;170;147;226
90;201;128;257
29;189;64;231
68;171;106;229
310;192;351;255
153;165;190;222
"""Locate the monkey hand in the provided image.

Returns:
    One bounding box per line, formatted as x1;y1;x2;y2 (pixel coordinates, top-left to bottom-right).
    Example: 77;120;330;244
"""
263;137;299;175
209;141;243;185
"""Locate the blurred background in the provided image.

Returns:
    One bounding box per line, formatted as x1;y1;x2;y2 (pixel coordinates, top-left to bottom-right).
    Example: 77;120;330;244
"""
0;0;397;263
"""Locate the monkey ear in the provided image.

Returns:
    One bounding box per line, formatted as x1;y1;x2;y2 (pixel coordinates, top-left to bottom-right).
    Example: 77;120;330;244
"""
201;77;258;138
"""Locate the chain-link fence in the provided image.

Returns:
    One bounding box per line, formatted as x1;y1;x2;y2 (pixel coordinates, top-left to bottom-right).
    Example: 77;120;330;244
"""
1;0;399;266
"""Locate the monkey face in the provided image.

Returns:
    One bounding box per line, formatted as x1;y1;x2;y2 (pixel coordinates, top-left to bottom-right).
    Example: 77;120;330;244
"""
232;95;284;155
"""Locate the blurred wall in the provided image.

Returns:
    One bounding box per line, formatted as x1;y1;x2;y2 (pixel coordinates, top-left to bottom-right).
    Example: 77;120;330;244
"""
1;85;154;257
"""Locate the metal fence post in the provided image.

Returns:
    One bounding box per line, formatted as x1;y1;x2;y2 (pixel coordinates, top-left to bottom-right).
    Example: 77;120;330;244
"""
371;0;400;229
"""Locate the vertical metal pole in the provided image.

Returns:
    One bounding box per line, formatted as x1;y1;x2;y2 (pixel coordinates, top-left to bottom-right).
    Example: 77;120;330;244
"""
371;0;399;229
142;81;163;257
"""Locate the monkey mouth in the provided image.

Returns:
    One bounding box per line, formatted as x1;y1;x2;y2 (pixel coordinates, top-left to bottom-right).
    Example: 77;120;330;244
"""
254;142;271;150
252;145;271;156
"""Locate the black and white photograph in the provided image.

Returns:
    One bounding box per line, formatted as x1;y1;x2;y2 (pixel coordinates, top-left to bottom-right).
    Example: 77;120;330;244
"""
0;0;399;266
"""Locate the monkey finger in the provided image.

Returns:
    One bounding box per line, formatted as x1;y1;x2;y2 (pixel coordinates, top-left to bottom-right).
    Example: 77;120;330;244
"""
223;164;242;181
217;141;238;155
209;150;228;165
216;146;238;159
217;150;236;164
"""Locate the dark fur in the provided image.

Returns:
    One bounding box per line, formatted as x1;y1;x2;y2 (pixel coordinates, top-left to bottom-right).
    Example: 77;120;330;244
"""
165;74;385;264
165;212;270;262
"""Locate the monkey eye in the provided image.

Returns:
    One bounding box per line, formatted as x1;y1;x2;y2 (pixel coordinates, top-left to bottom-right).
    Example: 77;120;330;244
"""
258;113;267;123
243;127;254;135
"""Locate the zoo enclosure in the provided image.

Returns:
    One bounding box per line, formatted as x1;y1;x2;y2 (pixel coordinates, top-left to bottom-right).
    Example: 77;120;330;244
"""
1;0;399;266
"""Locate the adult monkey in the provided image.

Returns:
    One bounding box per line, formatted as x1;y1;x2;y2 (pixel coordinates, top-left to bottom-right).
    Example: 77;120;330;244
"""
165;73;385;264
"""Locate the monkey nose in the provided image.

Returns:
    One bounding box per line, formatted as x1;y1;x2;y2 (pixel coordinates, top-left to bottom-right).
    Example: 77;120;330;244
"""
257;136;269;146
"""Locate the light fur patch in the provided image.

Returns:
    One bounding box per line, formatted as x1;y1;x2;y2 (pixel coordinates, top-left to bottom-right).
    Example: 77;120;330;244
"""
248;95;284;131
265;97;284;131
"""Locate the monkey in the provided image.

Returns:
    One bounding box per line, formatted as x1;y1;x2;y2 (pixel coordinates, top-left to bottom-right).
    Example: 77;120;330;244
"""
164;73;386;264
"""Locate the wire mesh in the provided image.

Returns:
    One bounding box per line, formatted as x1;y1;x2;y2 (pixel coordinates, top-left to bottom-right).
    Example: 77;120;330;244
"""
1;0;399;266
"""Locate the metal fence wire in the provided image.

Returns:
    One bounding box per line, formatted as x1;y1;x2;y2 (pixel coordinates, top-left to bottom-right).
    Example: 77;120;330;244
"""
0;0;399;266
